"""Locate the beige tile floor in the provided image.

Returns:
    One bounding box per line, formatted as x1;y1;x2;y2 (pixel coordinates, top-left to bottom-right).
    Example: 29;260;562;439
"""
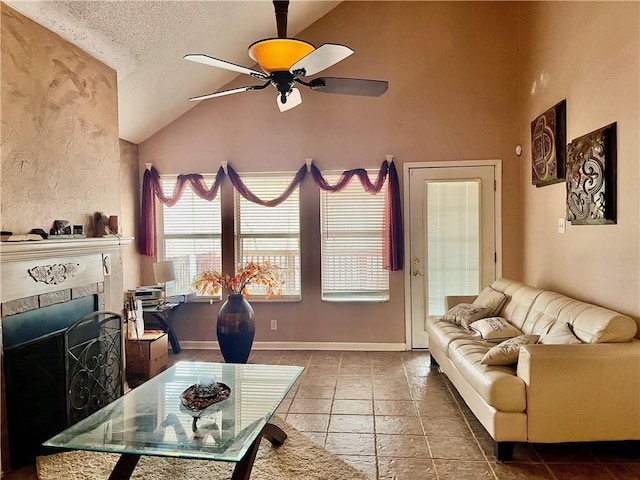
177;349;640;480
5;349;639;480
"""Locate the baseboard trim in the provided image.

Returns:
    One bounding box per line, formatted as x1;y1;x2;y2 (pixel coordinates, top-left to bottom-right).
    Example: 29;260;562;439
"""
179;341;407;352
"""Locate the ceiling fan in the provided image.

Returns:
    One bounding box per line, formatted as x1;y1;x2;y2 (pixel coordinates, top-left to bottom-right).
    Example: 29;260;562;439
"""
184;0;388;112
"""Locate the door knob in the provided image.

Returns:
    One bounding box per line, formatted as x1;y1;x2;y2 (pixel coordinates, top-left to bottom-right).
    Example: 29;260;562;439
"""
412;269;424;277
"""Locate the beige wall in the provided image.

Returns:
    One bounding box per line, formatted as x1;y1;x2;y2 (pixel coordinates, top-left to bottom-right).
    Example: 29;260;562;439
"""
139;1;522;345
518;2;640;325
120;139;142;291
2;1;637;346
1;3;120;236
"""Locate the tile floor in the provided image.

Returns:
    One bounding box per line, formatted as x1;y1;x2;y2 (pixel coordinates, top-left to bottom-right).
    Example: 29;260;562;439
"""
174;349;640;480
5;349;639;480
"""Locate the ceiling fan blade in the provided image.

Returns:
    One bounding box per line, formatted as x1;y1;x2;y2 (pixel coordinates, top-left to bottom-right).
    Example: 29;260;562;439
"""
290;43;354;77
277;87;302;112
183;54;269;80
189;86;256;102
309;77;389;97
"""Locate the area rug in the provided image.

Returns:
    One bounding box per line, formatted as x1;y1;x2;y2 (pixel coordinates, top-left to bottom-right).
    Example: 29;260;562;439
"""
36;415;367;480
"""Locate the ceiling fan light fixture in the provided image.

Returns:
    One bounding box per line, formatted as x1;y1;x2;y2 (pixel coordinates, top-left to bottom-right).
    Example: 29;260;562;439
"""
185;1;388;111
248;38;314;73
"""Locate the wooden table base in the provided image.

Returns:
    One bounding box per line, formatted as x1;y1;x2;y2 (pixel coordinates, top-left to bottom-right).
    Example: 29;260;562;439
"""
232;422;287;480
107;422;286;480
109;453;141;480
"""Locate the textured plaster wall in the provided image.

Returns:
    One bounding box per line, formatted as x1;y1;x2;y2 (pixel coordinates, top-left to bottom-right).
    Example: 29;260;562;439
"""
518;1;640;326
139;1;522;345
1;3;120;236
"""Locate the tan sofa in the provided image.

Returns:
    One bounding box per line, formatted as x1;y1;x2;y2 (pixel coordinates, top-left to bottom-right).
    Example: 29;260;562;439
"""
425;278;640;460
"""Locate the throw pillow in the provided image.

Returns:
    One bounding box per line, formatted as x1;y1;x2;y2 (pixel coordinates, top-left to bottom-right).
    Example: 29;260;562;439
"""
540;322;582;345
481;334;540;365
442;303;491;329
469;317;522;342
473;286;508;317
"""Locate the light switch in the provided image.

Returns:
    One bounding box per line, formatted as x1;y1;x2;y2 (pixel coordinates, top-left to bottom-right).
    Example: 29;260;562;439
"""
558;217;566;234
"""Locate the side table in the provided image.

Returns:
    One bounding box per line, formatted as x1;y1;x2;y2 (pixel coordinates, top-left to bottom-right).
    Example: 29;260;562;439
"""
142;303;181;354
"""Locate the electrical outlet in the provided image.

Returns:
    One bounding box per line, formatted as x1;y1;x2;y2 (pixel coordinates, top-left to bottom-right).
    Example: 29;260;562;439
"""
270;319;278;331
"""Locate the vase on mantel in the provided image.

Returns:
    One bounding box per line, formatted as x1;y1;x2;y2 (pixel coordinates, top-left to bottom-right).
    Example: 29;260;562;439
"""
216;294;255;363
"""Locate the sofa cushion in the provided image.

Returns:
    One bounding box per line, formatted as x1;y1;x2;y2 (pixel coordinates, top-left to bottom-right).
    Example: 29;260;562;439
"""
489;279;544;331
469;317;522;342
473;286;507;316
442;303;491;329
448;338;527;412
540;322;582;344
481;335;540;366
526;292;637;343
558;301;637;344
519;291;566;336
425;316;476;353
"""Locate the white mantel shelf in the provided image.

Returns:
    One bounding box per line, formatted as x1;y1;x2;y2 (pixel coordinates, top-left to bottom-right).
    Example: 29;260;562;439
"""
0;236;134;263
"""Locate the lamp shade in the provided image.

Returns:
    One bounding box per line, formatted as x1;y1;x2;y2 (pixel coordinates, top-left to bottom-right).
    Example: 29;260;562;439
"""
248;38;314;73
153;260;176;284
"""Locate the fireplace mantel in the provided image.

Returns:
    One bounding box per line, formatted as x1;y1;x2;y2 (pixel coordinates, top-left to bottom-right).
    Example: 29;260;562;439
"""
0;236;133;307
0;236;133;263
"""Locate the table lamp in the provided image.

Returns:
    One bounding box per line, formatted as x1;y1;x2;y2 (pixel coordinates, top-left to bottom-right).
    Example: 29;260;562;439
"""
153;260;176;304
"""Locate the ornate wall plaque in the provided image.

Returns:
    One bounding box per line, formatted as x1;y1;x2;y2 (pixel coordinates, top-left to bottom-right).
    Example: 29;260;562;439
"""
28;263;80;285
531;100;566;187
566;123;617;225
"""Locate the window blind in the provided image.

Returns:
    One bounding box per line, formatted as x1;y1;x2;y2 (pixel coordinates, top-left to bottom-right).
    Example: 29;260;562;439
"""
159;175;222;297
320;172;389;301
426;180;480;315
235;174;301;298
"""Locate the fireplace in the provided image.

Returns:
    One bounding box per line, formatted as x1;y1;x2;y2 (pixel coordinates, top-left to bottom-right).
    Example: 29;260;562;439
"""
0;237;132;471
4;306;123;466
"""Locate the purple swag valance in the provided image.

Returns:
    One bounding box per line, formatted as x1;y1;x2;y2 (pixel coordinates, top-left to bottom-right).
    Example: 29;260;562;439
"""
139;160;403;271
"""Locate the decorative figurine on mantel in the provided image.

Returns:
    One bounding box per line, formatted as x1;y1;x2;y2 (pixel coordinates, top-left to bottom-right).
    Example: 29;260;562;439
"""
93;212;115;237
50;219;72;235
48;220;86;239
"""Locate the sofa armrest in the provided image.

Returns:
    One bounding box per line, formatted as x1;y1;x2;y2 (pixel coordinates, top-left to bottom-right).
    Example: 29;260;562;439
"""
516;341;640;442
444;295;477;310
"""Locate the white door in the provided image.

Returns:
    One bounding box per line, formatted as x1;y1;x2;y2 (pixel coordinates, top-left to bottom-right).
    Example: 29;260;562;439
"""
406;162;501;349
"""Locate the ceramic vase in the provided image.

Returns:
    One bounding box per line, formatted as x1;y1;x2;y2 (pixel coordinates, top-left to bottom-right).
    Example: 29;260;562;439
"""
216;294;255;363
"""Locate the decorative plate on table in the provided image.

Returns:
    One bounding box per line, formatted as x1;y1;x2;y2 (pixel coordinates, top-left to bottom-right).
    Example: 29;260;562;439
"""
180;381;231;413
180;381;232;432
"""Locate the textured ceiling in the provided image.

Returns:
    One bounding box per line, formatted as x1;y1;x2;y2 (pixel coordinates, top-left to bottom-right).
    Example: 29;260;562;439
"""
5;0;340;144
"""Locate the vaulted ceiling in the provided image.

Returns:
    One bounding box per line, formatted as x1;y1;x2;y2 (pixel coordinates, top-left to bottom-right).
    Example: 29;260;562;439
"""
5;0;341;144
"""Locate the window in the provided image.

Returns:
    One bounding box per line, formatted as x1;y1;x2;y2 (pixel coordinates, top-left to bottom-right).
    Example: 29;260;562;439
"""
235;174;301;299
158;175;222;297
320;172;389;301
426;180;480;315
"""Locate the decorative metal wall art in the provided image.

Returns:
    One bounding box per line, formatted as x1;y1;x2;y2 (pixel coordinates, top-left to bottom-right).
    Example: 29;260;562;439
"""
566;122;617;225
531;100;566;187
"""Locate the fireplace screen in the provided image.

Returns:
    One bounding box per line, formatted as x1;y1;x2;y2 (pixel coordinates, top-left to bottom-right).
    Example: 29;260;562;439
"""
4;310;123;466
65;311;123;425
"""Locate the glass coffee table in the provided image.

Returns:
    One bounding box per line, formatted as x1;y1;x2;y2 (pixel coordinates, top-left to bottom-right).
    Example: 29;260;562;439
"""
43;361;303;479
